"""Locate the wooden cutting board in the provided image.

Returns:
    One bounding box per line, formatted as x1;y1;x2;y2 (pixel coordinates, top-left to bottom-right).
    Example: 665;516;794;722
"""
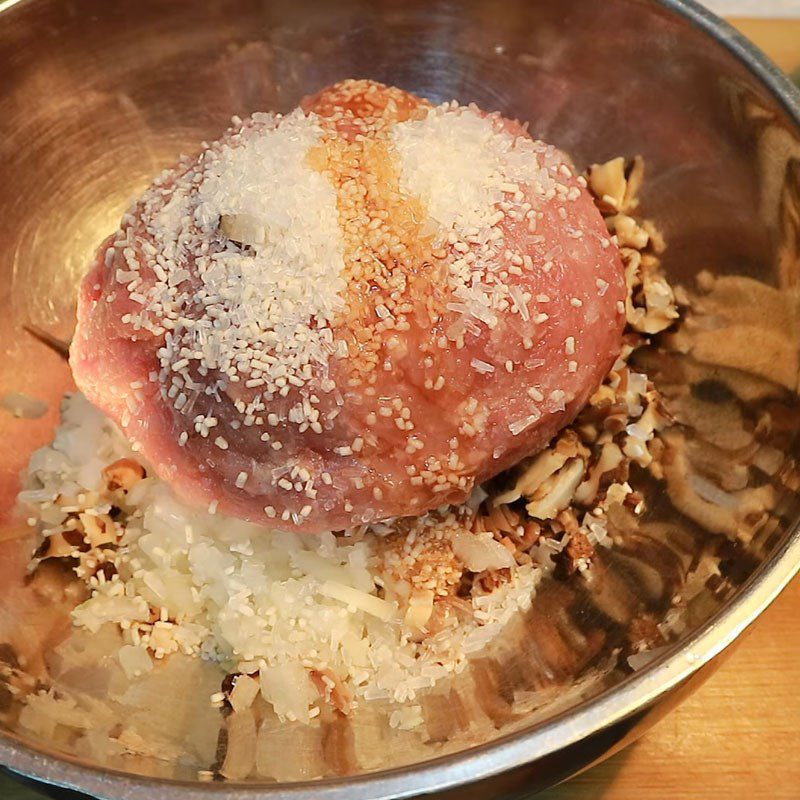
541;578;800;799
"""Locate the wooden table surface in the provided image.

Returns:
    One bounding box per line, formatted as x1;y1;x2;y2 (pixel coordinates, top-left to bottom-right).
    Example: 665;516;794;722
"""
1;13;799;800
540;577;800;799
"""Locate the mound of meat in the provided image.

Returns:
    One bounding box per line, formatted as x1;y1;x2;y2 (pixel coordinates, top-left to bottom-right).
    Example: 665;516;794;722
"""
71;79;626;533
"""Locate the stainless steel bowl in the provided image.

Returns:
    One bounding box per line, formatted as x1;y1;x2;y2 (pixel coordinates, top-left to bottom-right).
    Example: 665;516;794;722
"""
0;0;799;797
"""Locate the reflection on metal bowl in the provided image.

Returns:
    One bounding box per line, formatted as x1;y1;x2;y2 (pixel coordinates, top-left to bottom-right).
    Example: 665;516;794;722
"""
0;0;799;797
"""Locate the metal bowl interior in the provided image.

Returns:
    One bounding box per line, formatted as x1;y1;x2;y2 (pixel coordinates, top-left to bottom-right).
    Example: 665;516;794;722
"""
0;0;799;797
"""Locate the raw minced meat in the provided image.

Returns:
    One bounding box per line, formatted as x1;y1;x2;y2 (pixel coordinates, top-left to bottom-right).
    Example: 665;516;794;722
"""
71;80;625;533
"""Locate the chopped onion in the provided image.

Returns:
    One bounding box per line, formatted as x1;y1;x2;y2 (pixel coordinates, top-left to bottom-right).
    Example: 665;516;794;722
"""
118;645;153;680
403;589;435;631
229;674;260;712
319;581;397;622
452;532;515;572
220;710;257;780
259;663;318;723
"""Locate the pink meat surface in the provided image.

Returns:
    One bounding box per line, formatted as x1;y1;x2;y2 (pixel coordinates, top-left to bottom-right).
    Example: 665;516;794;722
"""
71;80;625;533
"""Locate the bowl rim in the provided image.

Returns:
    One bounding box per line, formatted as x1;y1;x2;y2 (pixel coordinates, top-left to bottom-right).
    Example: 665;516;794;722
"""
2;0;800;797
